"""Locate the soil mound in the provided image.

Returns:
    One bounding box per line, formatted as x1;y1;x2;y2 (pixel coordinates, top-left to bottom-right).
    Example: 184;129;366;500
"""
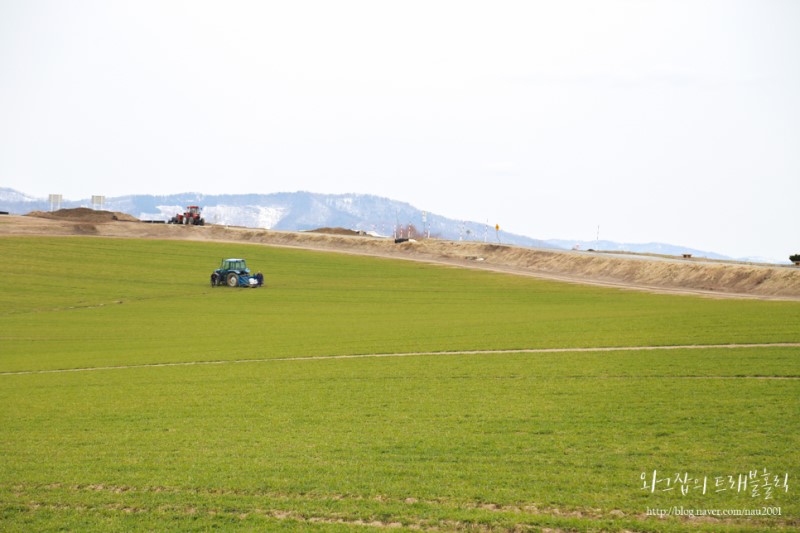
307;227;368;236
27;208;139;223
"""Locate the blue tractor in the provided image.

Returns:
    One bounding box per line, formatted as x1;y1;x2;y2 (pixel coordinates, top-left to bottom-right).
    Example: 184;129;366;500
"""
211;258;262;288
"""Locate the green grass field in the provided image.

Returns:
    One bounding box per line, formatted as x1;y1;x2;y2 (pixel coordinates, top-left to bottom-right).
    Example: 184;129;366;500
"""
1;236;798;531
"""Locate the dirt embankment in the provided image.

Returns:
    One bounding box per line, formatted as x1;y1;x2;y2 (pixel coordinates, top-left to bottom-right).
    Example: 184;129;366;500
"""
28;208;139;223
3;211;800;300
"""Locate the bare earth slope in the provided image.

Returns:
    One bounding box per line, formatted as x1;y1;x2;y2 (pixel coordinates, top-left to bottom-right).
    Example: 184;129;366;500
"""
2;212;799;300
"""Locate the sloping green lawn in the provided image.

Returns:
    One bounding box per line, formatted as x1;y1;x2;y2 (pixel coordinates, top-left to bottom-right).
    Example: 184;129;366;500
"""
1;237;798;531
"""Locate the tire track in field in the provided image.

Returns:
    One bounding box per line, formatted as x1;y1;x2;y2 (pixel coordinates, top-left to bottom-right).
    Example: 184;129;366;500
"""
6;482;793;529
1;343;799;377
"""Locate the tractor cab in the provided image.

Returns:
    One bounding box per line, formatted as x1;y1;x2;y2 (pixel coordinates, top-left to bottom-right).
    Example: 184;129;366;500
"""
220;258;249;274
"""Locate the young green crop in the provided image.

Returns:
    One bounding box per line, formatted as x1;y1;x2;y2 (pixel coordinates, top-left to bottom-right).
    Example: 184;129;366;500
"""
0;236;798;531
1;350;797;531
1;237;799;373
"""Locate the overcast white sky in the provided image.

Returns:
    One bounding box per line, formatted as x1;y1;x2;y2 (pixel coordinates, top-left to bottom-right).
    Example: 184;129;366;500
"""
1;1;798;259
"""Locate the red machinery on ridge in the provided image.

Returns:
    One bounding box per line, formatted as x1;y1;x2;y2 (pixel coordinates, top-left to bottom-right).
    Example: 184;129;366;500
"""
168;206;205;225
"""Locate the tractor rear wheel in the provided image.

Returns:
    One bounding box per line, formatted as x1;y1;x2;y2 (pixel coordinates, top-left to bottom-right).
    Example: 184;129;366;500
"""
227;273;239;287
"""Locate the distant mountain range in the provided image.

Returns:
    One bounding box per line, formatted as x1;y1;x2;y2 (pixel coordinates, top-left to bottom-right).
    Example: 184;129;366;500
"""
0;187;743;261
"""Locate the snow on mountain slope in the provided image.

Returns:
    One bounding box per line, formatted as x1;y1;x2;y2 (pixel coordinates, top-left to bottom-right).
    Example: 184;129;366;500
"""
0;187;40;203
203;205;287;228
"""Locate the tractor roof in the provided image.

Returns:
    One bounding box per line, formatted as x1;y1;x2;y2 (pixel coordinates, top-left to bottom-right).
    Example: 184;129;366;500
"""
224;258;245;261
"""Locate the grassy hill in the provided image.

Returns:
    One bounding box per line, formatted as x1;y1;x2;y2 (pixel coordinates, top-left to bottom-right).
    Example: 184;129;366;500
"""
1;236;798;531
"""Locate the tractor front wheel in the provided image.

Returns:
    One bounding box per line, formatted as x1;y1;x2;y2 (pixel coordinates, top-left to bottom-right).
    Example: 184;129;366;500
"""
227;273;239;287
